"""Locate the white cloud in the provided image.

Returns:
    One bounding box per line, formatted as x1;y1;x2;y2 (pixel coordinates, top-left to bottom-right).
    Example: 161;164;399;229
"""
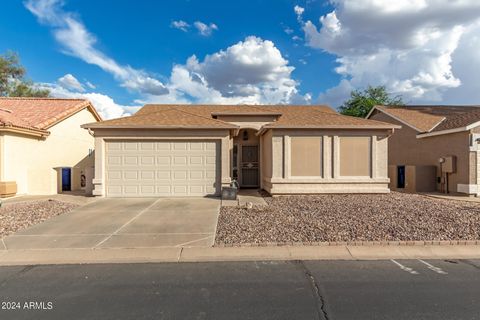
57;73;84;92
294;5;305;16
300;0;480;106
193;21;218;36
40;82;136;119
85;81;96;89
171;20;190;32
143;36;310;105
26;1;308;107
284;27;294;35
25;0;168;96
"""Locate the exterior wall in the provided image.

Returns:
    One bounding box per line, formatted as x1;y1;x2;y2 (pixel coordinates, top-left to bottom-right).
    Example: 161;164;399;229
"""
261;129;391;194
1;108;96;195
91;129;232;196
370;110;472;194
291;136;322;176
216;115;278;130
261;130;273;184
339;136;371;177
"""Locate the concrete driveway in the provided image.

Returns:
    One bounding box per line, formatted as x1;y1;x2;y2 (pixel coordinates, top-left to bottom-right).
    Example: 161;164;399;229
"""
2;198;220;250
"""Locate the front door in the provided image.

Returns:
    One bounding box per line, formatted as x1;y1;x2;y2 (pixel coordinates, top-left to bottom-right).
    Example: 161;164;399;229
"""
241;145;259;187
62;168;71;192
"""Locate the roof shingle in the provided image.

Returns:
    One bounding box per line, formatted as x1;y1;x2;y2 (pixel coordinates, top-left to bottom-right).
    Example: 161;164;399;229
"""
85;104;397;130
373;105;480;133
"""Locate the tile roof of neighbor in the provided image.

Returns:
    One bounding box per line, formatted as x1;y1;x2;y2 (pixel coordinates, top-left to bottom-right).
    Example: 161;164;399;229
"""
374;105;480;133
84;104;399;130
0;97;101;134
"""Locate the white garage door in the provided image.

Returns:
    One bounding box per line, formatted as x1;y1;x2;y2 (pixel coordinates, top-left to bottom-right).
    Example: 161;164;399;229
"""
105;140;220;197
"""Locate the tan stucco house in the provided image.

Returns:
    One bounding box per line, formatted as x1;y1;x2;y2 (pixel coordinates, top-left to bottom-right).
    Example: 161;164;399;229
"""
82;104;399;197
0;97;101;197
368;105;480;196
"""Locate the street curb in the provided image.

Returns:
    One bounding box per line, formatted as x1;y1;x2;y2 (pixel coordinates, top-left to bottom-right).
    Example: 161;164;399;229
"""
0;245;479;266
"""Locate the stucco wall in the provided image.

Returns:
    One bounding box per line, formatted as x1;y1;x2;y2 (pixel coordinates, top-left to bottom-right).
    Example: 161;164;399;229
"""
262;129;391;194
291;136;322;176
2;108;96;195
339;136;371;177
261;130;273;182
370;110;472;193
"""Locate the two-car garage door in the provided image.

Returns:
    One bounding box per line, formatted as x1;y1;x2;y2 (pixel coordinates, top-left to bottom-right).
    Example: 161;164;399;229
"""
105;140;220;197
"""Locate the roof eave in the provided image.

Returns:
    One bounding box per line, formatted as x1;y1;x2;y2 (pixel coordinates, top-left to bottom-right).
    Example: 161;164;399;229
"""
0;125;50;138
417;120;480;139
44;101;102;129
261;124;401;130
81;124;239;130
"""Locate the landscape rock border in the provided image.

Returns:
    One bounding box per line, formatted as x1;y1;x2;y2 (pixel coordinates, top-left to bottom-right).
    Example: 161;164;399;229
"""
215;240;480;247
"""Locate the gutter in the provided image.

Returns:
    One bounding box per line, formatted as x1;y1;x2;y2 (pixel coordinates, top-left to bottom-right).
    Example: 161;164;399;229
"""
0;125;49;138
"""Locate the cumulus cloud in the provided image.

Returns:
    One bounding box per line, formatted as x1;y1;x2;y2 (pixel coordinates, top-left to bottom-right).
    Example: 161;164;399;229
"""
57;73;84;92
40;82;136;119
25;0;168;96
143;36;310;105
193;21;218;36
299;0;480;106
171;20;190;32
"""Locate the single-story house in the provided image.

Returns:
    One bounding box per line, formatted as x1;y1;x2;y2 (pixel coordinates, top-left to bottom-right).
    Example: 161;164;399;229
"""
82;104;399;197
367;105;480;196
0;97;101;197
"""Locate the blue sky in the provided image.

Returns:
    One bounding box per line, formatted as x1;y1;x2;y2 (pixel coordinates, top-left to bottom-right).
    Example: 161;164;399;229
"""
1;0;480;118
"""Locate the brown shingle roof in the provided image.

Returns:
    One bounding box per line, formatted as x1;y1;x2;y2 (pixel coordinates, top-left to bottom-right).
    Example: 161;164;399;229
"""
373;105;480;133
0;97;101;134
83;107;238;129
85;104;397;131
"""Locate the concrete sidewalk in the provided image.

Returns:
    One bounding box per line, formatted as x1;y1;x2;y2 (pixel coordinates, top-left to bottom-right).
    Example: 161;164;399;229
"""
1;245;479;266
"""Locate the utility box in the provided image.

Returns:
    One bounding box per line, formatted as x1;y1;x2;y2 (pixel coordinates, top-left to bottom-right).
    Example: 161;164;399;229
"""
442;156;456;173
221;186;238;200
0;181;17;198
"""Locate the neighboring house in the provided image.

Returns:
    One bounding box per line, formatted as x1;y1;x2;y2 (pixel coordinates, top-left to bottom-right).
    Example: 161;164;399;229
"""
82;104;399;197
367;105;480;196
0;98;101;197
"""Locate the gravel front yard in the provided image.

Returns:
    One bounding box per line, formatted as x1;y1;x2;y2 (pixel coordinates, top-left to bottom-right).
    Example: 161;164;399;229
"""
0;200;78;237
215;192;480;245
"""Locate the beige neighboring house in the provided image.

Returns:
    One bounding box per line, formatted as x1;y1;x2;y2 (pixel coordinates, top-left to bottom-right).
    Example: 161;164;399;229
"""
0;97;101;197
82;104;399;197
367;105;480;196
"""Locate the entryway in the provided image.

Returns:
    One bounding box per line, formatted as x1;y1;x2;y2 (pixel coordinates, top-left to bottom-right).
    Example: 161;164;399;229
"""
233;129;260;188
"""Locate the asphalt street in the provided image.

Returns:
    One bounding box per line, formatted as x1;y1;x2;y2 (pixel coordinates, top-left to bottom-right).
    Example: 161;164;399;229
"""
0;259;479;319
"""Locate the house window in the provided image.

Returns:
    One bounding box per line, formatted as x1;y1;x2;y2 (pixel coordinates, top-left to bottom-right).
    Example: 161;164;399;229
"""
290;136;322;176
339;136;371;177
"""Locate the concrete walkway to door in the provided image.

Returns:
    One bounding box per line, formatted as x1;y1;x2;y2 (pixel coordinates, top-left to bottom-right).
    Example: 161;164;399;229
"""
2;198;220;250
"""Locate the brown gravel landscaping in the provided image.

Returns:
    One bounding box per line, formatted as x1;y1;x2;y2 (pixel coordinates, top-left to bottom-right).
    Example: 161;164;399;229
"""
0;200;78;237
215;192;480;245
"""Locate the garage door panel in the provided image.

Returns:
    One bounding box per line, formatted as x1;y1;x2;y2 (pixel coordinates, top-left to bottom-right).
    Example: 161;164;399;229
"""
124;143;138;151
106;140;220;197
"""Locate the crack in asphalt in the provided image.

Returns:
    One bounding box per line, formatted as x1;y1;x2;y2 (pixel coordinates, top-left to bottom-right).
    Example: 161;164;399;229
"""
294;260;330;320
459;259;480;271
0;264;37;288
